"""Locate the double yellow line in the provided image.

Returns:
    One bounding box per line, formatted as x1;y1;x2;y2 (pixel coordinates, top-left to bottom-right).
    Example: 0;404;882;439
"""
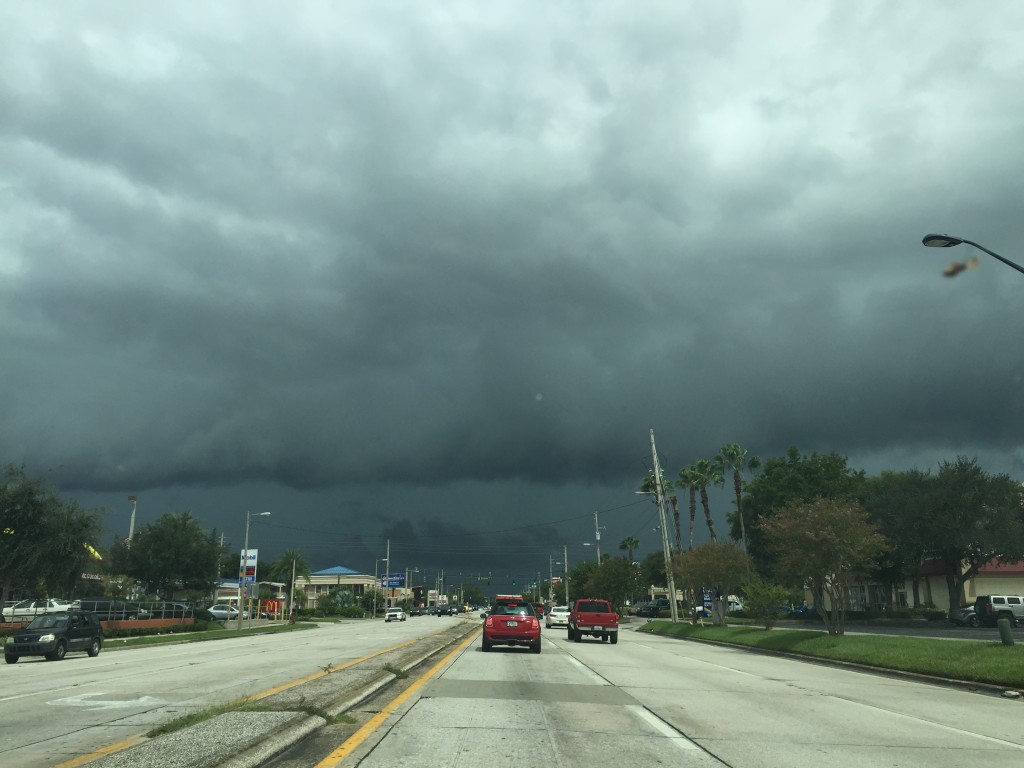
315;628;481;766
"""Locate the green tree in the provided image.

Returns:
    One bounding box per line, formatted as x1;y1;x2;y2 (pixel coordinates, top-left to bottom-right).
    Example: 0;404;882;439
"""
585;556;633;610
742;577;794;630
739;447;867;575
673;541;751;625
916;457;1024;615
109;511;222;600
861;469;935;609
760;496;888;635
637;550;665;596
1;465;104;604
618;536;640;563
688;458;723;543
677;465;700;550
640;471;681;550
715;443;760;551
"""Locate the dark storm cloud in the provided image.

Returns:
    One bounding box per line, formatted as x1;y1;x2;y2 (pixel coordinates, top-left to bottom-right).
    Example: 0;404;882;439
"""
4;2;1024;571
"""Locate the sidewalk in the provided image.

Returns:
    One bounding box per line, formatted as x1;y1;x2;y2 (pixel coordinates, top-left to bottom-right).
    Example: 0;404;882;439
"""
87;621;480;768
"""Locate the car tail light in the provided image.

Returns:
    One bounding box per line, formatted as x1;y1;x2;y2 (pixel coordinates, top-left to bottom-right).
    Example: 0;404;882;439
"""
484;616;494;628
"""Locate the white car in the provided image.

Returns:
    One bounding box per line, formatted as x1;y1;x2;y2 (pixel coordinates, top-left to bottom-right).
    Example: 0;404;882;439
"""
384;607;406;622
545;605;570;628
2;598;74;619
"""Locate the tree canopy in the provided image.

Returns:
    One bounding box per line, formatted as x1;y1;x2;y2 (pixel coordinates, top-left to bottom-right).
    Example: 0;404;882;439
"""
760;496;887;634
109;511;223;600
1;464;104;604
739;447;867;575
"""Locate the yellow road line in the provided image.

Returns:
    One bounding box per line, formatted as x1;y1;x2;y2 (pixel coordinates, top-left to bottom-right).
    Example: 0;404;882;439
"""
57;625;457;767
315;628;482;767
53;736;146;768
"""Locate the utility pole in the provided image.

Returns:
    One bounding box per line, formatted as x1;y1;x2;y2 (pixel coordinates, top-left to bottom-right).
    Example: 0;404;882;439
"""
594;511;602;565
566;549;571;604
127;496;137;546
385;539;390;608
650;429;679;623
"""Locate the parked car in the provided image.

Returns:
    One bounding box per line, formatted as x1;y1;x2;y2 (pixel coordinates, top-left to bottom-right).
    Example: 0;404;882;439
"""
70;598;151;620
974;595;1024;627
950;604;979;627
482;597;541;653
384;607;406;622
545;605;570;628
206;604;240;621
151;602;192;620
5;611;103;663
2;598;74;620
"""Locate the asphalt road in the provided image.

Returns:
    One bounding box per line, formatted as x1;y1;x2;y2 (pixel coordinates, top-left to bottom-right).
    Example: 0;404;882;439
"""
0;616;460;767
268;620;1024;768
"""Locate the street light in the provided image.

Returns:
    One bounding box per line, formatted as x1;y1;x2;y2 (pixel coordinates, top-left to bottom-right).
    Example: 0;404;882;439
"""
548;555;561;602
922;234;1024;276
238;511;271;630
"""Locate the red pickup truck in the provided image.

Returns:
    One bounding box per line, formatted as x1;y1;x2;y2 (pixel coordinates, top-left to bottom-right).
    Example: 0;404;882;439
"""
568;598;618;644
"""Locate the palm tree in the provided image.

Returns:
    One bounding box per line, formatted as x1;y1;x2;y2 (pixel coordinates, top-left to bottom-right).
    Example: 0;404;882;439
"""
688;458;723;542
618;536;640;563
639;471;678;545
669;496;682;552
265;548;313;613
715;443;761;551
677;465;701;549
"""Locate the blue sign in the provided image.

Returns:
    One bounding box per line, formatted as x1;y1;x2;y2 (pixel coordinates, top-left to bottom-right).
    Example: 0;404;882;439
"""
380;573;405;588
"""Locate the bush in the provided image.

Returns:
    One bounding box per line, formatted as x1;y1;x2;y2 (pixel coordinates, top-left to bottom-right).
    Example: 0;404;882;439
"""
339;606;364;619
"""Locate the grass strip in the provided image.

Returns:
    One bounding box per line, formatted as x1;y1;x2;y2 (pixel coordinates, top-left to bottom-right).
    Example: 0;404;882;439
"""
638;621;1024;688
106;621;317;648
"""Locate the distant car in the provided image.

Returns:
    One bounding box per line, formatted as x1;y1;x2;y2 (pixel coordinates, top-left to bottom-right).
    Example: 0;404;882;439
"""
437;605;458;616
206;604;240;621
950;604;979;627
409;605;423;616
384;607;406;622
70;598;151;620
5;611;103;663
2;598;74;620
545;605;570;629
482;598;541;653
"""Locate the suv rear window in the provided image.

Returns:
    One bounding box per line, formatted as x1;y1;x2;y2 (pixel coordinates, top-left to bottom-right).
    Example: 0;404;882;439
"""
577;601;610;612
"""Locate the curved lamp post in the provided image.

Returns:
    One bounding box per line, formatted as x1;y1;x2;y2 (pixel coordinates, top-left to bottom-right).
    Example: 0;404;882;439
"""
922;234;1024;276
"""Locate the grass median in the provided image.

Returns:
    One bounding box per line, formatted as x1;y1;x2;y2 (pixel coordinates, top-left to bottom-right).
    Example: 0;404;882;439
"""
637;620;1024;689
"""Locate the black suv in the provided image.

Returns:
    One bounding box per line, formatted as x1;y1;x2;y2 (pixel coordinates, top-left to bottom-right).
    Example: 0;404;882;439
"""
5;611;104;663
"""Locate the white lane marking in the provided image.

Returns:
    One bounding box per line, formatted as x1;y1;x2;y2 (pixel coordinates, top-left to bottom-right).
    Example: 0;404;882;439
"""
48;693;166;710
629;705;699;749
565;656;610;685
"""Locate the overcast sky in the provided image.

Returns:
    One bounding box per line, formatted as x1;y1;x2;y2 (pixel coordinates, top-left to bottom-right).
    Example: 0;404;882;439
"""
3;2;1024;588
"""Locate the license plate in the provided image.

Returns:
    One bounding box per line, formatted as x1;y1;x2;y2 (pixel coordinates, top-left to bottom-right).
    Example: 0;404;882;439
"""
506;620;518;627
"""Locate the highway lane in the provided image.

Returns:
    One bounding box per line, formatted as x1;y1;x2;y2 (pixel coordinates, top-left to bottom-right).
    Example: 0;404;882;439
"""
301;622;1024;768
0;616;457;768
